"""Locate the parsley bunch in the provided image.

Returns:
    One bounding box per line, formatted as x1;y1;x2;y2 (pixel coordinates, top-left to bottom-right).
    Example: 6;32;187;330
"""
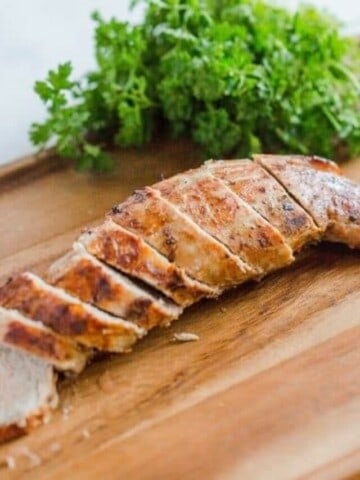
30;0;360;171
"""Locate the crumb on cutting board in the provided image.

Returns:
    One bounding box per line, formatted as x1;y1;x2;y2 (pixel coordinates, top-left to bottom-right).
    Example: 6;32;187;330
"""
5;456;16;470
49;442;62;454
15;446;41;468
173;332;200;343
62;404;73;420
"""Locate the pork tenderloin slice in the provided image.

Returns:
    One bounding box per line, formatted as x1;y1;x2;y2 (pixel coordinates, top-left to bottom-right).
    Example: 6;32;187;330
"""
0;306;87;373
154;168;294;274
255;154;360;249
48;242;183;330
0;344;58;443
0;273;144;352
79;219;220;306
109;187;254;287
205;159;320;252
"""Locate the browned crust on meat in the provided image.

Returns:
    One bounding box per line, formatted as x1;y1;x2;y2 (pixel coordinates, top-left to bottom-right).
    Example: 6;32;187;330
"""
0;407;53;444
0;423;27;443
49;250;182;329
307;155;342;174
80;219;219;306
0;399;57;444
255;154;360;249
0;313;87;372
5;321;58;357
205;159;320;252
51;255;132;308
109;188;254;287
5;321;78;362
154;169;294;274
0;274;142;352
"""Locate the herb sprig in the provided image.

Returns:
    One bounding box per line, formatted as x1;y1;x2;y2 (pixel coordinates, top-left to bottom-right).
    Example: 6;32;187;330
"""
30;0;360;171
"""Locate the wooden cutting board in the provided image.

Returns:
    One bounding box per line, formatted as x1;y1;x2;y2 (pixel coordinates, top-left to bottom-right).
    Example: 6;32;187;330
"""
0;140;360;480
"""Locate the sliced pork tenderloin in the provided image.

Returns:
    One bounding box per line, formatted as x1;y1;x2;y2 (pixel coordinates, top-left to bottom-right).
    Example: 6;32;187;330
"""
0;344;58;443
109;187;255;287
154;168;294;275
0;306;87;373
48;242;183;330
255;154;360;249
79;219;219;306
204;159;321;252
1;153;359;445
0;273;144;352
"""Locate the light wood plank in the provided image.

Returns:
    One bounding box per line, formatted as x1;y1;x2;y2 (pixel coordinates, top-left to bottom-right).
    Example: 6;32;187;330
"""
0;144;359;479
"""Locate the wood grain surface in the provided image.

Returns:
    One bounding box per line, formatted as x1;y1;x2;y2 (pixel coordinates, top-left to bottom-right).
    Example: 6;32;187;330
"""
0;140;359;480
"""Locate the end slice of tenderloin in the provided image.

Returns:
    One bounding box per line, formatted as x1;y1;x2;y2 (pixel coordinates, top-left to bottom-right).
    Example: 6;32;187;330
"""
204;159;321;252
79;219;219;307
255;154;360;249
0;272;144;352
154;168;294;274
0;344;58;443
0;306;87;373
48;242;183;330
109;187;255;287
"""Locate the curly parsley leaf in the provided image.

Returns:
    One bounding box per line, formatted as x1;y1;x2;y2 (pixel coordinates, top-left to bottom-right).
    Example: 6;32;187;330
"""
30;0;360;171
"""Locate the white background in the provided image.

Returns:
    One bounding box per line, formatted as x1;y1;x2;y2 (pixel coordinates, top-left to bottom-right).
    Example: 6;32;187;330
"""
0;0;359;165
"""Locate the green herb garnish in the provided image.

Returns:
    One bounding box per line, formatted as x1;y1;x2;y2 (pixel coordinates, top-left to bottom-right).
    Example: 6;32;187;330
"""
30;0;360;171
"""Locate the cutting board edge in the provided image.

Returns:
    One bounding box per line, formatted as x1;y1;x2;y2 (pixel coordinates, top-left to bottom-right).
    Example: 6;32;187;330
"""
0;149;70;190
